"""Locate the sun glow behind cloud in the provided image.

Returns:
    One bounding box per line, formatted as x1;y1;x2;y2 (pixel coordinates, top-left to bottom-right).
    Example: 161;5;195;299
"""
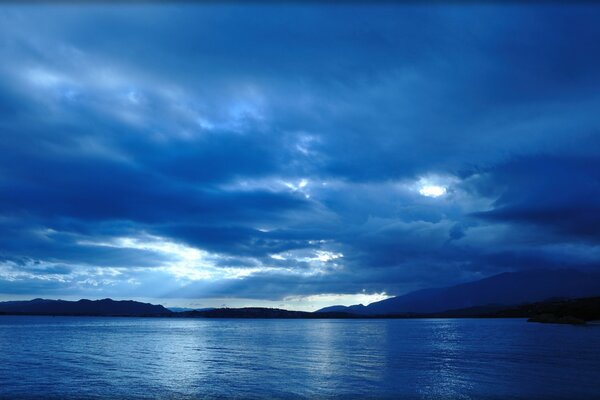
419;185;446;198
78;235;229;279
412;175;459;198
79;234;346;283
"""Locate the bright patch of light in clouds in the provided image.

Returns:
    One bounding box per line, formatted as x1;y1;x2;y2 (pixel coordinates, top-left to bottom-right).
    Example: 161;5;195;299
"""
282;292;391;311
269;249;343;264
311;250;343;263
79;235;214;280
419;185;446;198
412;175;458;198
79;235;345;283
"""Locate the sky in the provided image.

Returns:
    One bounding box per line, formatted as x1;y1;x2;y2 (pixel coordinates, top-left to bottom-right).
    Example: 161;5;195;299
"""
1;4;600;310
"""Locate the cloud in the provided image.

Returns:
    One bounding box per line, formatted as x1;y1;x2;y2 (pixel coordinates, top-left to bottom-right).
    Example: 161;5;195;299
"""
471;155;600;240
1;4;600;307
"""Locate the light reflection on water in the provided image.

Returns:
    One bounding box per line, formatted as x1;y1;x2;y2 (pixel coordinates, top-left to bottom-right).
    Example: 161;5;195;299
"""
0;317;599;399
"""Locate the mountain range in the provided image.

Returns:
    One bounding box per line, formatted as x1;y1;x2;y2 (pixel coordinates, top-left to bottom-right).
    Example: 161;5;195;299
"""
316;269;600;315
1;269;600;318
0;298;171;316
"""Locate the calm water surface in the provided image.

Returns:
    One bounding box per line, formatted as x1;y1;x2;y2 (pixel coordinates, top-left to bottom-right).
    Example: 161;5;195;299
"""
0;317;599;399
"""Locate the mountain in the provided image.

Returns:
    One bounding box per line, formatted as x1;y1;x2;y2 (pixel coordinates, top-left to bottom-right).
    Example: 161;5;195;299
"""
316;269;600;315
315;304;367;313
0;298;172;316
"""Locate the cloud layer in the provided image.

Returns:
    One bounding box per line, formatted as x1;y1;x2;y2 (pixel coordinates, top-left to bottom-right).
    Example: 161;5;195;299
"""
1;4;600;309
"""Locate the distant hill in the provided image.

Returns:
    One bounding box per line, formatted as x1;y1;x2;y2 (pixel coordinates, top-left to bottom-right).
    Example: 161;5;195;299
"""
0;298;171;316
2;296;598;322
173;297;600;322
167;307;215;313
177;307;356;319
316;269;600;315
317;304;368;314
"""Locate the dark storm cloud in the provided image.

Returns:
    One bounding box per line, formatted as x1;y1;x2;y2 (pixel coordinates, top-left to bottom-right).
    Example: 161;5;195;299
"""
472;155;600;240
1;4;600;302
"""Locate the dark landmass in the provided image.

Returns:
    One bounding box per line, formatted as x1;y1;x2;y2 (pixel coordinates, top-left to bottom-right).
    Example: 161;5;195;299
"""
404;296;600;324
167;307;195;313
496;296;600;324
165;297;600;323
317;304;368;314
0;300;354;319
316;269;600;315
1;297;598;325
175;307;357;319
1;271;599;325
0;298;171;316
167;307;215;313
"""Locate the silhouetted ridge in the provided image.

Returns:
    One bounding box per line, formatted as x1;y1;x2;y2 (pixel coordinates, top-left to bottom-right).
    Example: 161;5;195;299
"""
315;269;600;315
0;298;171;316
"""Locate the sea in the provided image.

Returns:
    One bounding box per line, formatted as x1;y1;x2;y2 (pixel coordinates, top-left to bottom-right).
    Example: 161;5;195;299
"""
0;316;599;399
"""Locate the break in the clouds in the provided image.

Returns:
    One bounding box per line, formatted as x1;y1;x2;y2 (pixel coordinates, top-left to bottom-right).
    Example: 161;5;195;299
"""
1;4;600;310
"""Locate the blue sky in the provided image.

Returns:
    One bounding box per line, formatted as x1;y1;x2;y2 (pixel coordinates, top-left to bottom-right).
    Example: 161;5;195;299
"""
1;4;600;310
